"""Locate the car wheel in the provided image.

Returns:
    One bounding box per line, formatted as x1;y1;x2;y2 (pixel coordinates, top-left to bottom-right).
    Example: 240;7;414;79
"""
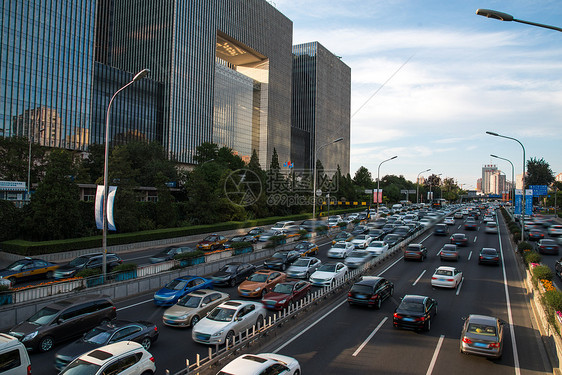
389;287;394;296
229;278;236;287
140;337;152;350
281;264;286;271
376;298;382;310
39;336;54;352
261;289;267;299
46;271;54;279
191;315;200;326
294;370;300;375
225;331;235;345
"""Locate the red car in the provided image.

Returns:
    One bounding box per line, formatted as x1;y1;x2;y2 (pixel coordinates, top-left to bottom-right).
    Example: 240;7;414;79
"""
450;233;469;246
261;280;311;310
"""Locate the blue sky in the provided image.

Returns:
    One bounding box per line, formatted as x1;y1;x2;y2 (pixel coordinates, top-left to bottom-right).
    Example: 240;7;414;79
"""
273;0;562;188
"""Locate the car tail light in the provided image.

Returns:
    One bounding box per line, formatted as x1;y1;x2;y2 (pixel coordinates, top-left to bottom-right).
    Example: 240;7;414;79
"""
447;278;454;282
431;277;437;280
489;342;500;348
393;313;401;318
154;326;158;332
27;365;31;375
479;256;483;260
149;356;155;362
493;257;499;260
414;316;426;322
462;337;472;344
370;294;379;300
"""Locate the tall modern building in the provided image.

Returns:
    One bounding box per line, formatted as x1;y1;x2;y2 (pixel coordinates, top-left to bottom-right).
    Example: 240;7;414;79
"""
291;42;351;175
2;1;351;175
481;164;498;194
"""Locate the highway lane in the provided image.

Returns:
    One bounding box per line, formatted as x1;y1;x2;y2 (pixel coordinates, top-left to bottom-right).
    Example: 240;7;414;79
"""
260;212;551;375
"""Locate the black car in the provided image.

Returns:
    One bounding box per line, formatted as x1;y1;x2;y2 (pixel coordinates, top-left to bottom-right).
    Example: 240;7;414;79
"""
54;319;159;371
247;227;266;239
211;262;257;287
478;248;500;265
555;258;562;279
223;235;257;248
347;276;394;309
263;250;300;271
433;224;449;236
54;253;123;279
381;224;396;234
367;229;385;241
536;239;559;255
393;295;437;331
393;226;412;238
528;229;545;241
351;225;369;236
149;246;196;263
383;233;403;247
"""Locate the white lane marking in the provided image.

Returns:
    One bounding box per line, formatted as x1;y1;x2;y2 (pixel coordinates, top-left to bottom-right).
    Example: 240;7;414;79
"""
457;225;461;229
419;233;432;243
426;334;445;375
117;299;152;311
467;251;472;261
497;221;521;375
413;270;426;286
473;236;478;242
273;298;347;353
456;277;464;296
352;317;388;357
377;256;403;276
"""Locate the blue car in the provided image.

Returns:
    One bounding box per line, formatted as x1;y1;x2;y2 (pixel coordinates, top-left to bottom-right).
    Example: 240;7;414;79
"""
154;276;213;306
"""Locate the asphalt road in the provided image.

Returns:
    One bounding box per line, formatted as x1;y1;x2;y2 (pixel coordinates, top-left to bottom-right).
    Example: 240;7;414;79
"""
22;211;553;374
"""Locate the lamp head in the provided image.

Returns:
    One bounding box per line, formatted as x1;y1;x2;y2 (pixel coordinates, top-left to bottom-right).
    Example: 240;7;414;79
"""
490;154;498;158
486;131;499;137
333;137;344;143
391;156;398;160
132;69;150;82
476;9;514;22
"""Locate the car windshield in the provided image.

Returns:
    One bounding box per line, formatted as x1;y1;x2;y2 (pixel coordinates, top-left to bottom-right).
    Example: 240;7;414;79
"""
164;247;179;255
349;251;367;258
69;256;89;267
248;229;261;235
219;265;239;273
467;323;497;336
83;327;112;344
295;244;307;250
177;295;202;308
406;246;420;251
292;259;310;267
370;242;383;247
333;243;346;249
399;301;424;313
207;307;236;322
230;237;244;242
351;285;372;294
27;307;59;325
442;245;457;251
355;235;366;240
335;233;348;239
272;284;293;294
435;269;453;276
317;264;337;272
60;359;101;375
272;252;287;259
203;236;217;242
542;240;556;245
481;249;497;255
5;260;28;271
166;280;188;290
247;273;268;282
453;234;465;239
262;230;277;236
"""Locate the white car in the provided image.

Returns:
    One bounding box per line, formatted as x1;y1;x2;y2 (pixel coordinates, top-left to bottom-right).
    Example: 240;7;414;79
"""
327;241;355;258
59;341;156;375
548;225;562;237
483;215;494;223
419;218;432;227
366;241;389;256
431;266;463;289
444;217;455;225
309;262;348;287
345;250;373;269
192;300;265;345
484;222;498;234
217;352;300;375
351;234;372;249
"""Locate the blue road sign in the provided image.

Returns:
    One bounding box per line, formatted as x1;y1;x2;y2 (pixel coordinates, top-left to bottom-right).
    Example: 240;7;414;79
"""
530;185;548;196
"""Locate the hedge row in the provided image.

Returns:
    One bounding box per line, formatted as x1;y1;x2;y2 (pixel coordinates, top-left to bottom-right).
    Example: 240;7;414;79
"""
0;212;330;256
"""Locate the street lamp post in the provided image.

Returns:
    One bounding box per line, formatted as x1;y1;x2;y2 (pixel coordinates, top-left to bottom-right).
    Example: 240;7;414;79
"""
416;168;431;205
491;154;515;207
476;9;562;32
312;137;343;219
102;68;150;280
486;131;526;243
429;174;442;205
376;156;398;213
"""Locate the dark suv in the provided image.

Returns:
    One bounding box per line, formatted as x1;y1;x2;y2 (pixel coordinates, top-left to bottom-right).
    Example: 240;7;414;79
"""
54;253;122;279
9;295;117;352
347;276;394;309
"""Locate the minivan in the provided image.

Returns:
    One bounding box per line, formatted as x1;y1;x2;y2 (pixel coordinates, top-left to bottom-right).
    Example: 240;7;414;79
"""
9;295;116;352
0;333;31;375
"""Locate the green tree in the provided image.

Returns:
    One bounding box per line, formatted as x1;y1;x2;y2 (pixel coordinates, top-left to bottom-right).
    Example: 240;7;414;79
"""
0;136;47;185
0;200;22;241
353;166;373;188
193;142;219;164
23;150;83;240
526;158;554;187
270;148;280;171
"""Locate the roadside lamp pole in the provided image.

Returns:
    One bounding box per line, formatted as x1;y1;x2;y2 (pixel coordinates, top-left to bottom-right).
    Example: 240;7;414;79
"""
416;168;431;205
376;156;398;213
476;9;562;32
312;137;344;219
102;68;150;280
491;154;515;208
486;131;526;243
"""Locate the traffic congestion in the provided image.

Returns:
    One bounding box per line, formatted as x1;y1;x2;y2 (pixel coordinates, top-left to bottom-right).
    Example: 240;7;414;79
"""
1;202;556;374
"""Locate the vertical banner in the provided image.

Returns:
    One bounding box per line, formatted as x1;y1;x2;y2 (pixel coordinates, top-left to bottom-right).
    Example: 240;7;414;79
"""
525;189;533;216
95;186;118;231
427;191;433;201
514;189;522;215
373;189;382;203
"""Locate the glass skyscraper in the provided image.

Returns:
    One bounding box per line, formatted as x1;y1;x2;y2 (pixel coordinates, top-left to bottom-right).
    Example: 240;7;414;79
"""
291;42;351;175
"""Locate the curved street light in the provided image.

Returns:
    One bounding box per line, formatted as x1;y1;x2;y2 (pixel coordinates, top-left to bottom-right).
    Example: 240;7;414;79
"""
102;68;150;279
312;137;344;218
491;154;515;208
376;156;398;213
416;168;431;205
476;9;562;32
486;131;526;242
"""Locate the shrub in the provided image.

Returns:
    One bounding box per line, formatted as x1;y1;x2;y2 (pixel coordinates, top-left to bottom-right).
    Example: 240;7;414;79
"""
230;241;253;249
174;250;205;260
518;241;533;253
533;265;553;281
269;235;286;247
111;263;137;273
524;252;541;265
315;225;328;233
337;222;347;228
0;285;10;292
76;268;102;278
543;289;562;312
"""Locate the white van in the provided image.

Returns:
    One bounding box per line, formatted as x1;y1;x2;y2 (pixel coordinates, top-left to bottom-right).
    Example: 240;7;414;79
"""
0;333;31;375
271;221;295;231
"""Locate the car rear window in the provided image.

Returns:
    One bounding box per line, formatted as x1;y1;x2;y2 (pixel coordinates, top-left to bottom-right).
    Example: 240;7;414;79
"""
399;301;424;313
351;284;372;294
481;249;497;255
435;269;452;276
467;323;496;336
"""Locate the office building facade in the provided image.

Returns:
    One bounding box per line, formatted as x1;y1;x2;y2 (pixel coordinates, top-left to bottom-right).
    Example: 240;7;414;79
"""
481;164;498;194
291;42;351;175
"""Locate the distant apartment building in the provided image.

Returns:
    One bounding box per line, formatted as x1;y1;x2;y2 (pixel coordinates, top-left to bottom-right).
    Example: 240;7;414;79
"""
481;164;498;194
476;178;482;192
1;0;350;173
556;173;562;183
489;171;506;195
